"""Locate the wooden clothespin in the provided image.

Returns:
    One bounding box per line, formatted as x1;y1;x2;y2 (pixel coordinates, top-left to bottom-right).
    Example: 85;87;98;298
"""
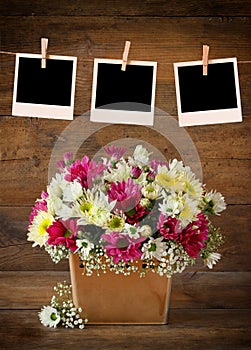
41;38;48;68
202;45;210;76
121;41;131;71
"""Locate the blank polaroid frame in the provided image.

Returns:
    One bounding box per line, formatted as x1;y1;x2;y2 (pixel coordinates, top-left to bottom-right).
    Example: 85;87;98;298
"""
174;57;242;126
90;58;157;125
12;53;77;120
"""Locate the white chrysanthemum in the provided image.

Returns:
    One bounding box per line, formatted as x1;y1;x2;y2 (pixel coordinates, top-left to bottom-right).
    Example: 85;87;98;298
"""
76;239;94;260
179;196;200;227
204;252;221;269
131;145;152;166
56;202;74;220
159;191;199;227
157;160;203;200
27;210;54;247
76;188;116;227
138;225;152;237
141;237;167;261
122;223;141;239
63;179;83;203
158;191;182;217
39;306;61;328
141;182;161;200
46;173;68;215
156;165;183;193
182;168;203;200
204;190;226;215
103;160;132;183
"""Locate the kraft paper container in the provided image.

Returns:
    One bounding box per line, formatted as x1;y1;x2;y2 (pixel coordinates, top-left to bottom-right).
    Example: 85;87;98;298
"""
69;253;172;324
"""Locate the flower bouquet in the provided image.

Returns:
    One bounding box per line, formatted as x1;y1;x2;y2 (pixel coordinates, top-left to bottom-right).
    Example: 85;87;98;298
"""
28;145;225;326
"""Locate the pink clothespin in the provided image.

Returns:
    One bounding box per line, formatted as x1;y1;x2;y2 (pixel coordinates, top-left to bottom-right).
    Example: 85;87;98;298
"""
121;41;131;71
202;45;210;76
41;38;48;69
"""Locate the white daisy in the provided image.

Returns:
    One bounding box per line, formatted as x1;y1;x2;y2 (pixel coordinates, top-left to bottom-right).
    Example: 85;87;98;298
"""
27;210;54;247
75;188;116;227
203;190;227;215
204;252;221;269
103;159;132;183
179;195;200;227
141;182;161;200
62;179;83;203
158;191;182;217
131;145;151;166
141;237;167;261
122;223;141;239
39;306;61;328
182;168;203;200
138;225;152;237
76;239;94;260
46;173;67;215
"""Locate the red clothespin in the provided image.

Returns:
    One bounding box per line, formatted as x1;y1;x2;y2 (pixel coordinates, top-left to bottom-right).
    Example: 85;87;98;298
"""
202;45;210;76
121;41;131;71
41;38;48;69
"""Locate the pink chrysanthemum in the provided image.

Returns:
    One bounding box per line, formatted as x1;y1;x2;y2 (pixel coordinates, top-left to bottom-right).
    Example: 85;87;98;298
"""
107;178;141;213
104;145;126;160
29;191;48;226
46;220;78;252
131;166;142;179
157;214;182;241
180;213;209;258
101;232;145;263
64;156;105;189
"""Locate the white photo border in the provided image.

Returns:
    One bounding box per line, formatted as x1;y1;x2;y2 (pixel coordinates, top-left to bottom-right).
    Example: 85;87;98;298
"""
173;57;242;127
90;58;157;126
12;53;77;120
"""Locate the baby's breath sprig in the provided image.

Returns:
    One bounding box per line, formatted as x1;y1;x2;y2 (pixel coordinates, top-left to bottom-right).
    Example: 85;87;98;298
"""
45;243;70;263
38;281;88;329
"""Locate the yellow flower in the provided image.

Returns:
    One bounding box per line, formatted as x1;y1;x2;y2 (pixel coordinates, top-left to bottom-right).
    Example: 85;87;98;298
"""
156;173;177;189
27;211;54;247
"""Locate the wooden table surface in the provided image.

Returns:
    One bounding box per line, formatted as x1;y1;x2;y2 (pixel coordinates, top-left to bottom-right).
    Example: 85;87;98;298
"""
0;309;250;349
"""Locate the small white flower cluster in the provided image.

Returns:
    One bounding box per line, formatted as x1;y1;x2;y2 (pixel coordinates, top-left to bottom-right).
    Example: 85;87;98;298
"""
79;247;108;276
157;242;195;277
38;282;88;329
45;243;70;263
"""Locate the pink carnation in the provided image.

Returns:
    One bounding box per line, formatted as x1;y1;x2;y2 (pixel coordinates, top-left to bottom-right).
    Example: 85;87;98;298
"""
29;191;48;226
64;156;105;189
107;178;141;213
125;203;150;224
180;213;209;258
101;232;145;263
157;214;182;240
46;219;78;252
131;166;142;179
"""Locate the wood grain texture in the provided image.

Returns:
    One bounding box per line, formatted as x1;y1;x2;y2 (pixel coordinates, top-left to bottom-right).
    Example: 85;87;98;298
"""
0;116;250;205
0;17;251;116
0;309;250;350
1;0;251;17
0;271;251;309
0;1;250;347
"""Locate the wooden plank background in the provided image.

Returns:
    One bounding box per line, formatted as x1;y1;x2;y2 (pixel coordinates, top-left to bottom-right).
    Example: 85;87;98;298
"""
0;1;251;349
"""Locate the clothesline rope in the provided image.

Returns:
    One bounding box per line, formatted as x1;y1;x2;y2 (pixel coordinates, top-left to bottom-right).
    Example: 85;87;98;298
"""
0;50;251;64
